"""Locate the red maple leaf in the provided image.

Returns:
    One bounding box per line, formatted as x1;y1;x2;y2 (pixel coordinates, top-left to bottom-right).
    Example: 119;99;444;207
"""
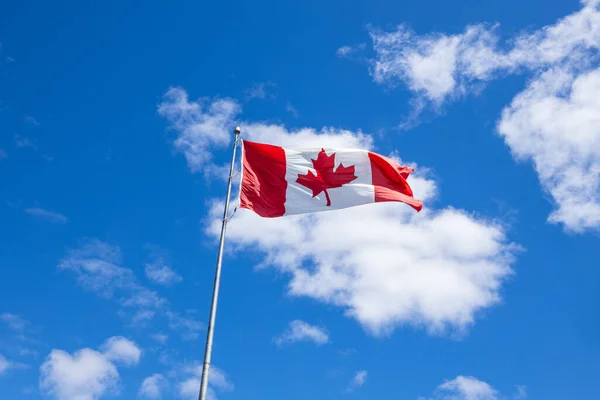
296;149;358;206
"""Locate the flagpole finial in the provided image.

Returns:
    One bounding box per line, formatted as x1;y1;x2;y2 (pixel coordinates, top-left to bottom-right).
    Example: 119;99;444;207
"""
234;127;241;135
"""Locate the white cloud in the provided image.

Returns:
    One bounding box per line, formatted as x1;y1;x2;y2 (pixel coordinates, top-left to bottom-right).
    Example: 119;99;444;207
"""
285;101;299;118
159;89;518;336
40;349;117;399
514;385;527;399
158;87;241;172
39;336;140;400
100;336;141;366
424;376;527;400
498;66;600;232
130;310;157;326
58;239;202;339
369;1;600;105
18;348;39;357
337;46;354;57
139;374;167;399
145;258;182;286
364;0;600;232
241;122;373;149
0;353;28;375
218;203;515;336
0;353;13;375
274;320;330;346
150;333;168;344
0;148;7;159
14;134;36;149
346;370;367;391
337;43;366;58
25;208;68;224
1;313;29;331
430;376;498;400
25;115;41;126
352;370;367;386
166;312;204;341
178;364;233;400
158;88;373;173
207;138;515;335
244;82;275;100
58;239;136;298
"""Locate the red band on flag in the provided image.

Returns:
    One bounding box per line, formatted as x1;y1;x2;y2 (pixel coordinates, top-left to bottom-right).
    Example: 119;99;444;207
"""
239;140;287;217
369;152;423;212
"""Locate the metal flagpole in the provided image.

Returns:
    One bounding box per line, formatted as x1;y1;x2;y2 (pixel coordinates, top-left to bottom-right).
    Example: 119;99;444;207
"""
198;126;241;400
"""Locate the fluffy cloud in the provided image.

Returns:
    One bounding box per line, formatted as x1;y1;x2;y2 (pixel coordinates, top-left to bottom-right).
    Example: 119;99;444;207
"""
425;376;526;400
100;336;142;366
498;66;600;232
178;364;233;400
158;87;241;172
39;336;140;400
362;0;600;232
139;374;167;399
274;320;330;346
58;239;202;339
210;123;515;335
369;1;600;105
160;89;518;336
217;202;514;336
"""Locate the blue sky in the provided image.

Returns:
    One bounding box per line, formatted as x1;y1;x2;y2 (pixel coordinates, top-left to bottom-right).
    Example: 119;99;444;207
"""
1;0;599;399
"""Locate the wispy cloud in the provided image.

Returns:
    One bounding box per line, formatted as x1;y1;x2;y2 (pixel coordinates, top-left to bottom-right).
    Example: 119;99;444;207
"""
274;320;329;346
244;81;276;100
150;333;168;344
25;208;68;224
0;353;28;375
0;149;7;159
285;102;299;117
0;313;30;331
178;363;233;400
144;248;182;286
58;239;203;339
166;311;204;341
338;348;356;356
14;134;36;149
336;43;366;58
346;370;367;392
158;87;241;172
24;116;40;126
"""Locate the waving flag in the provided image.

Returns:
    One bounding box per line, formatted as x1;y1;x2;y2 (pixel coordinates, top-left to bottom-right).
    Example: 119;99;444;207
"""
239;140;422;217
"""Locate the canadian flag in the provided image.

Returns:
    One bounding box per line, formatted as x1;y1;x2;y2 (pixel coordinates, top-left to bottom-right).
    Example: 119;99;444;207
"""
239;140;423;217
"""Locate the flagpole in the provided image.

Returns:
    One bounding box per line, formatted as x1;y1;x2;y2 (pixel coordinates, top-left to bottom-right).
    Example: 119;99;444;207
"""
198;126;241;400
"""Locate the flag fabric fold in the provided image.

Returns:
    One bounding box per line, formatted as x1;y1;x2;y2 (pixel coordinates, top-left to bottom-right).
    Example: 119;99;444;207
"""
239;140;422;218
